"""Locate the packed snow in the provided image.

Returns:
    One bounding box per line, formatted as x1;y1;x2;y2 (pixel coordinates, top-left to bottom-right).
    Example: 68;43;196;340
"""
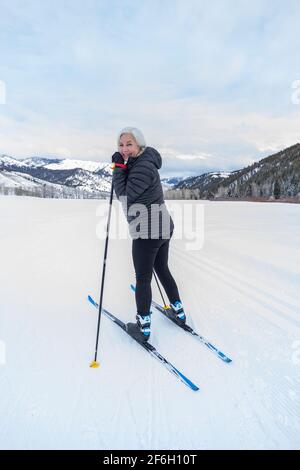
0;196;299;450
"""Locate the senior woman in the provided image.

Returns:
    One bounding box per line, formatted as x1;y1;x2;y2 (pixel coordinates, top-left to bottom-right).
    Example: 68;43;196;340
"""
111;127;186;342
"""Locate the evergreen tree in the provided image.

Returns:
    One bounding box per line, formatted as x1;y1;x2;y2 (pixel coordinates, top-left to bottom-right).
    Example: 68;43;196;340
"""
274;180;281;199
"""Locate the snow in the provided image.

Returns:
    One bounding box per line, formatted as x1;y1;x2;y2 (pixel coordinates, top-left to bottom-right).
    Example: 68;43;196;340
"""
0;197;299;450
1;156;112;196
20;157;56;168
2;154;110;173
210;172;232;179
0;172;21;188
44;159;108;173
0;155;28;169
0;171;41;189
0;171;84;196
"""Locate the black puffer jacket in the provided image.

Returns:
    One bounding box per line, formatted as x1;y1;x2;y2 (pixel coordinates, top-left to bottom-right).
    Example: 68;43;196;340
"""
112;146;174;239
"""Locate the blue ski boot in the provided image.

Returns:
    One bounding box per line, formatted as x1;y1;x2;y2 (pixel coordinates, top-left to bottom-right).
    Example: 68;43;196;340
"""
126;312;152;343
170;300;186;324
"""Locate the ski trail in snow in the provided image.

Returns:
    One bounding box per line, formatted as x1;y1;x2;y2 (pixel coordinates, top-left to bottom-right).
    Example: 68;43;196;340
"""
168;238;300;448
203;243;300;311
171;244;300;330
199;245;299;316
1;198;300;449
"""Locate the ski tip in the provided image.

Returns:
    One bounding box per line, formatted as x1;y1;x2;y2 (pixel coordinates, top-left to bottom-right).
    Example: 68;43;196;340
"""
225;357;233;364
173;366;200;392
87;295;97;306
219;352;233;363
188;382;200;392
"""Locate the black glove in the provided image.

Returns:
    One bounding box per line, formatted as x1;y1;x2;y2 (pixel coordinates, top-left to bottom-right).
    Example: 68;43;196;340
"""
111;152;124;164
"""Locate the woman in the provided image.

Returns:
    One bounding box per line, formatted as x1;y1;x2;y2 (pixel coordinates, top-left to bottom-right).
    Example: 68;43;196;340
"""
112;127;186;343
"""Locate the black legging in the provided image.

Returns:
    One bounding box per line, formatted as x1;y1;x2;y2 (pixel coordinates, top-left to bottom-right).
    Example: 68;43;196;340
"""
132;233;181;315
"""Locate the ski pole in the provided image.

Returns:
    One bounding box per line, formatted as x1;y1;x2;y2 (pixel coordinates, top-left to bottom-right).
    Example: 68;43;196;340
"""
90;180;114;368
153;270;169;308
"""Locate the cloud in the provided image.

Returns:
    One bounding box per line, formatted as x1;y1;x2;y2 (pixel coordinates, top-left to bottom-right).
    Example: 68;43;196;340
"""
1;0;300;175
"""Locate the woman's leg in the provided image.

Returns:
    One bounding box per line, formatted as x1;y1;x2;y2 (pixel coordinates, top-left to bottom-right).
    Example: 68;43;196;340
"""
132;238;164;315
153;238;181;305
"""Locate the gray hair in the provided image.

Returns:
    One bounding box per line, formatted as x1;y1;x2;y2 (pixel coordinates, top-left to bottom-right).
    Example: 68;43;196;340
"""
117;127;146;150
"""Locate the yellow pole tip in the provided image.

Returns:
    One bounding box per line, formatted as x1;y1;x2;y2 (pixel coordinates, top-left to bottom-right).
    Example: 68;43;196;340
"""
90;361;100;368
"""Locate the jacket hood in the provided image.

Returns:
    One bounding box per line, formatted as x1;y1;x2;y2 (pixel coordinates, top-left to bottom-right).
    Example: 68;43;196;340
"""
141;146;162;169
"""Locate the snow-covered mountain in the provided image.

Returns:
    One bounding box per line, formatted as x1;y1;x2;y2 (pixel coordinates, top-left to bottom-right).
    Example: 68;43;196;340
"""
160;176;184;191
170;144;300;200
2;143;300;201
0;154;29;170
0;155;112;198
0;155;186;198
22;157;108;173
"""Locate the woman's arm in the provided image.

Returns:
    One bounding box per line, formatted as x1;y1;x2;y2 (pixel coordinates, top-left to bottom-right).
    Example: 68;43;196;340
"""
112;155;155;205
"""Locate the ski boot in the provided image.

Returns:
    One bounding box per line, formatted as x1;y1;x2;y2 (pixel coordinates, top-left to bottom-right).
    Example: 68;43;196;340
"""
169;300;186;324
126;312;152;343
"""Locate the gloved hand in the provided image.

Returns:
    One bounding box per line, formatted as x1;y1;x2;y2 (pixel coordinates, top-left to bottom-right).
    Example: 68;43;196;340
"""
111;152;124;164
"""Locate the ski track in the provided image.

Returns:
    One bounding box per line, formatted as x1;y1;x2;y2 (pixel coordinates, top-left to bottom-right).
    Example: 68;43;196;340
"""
169;235;300;448
172;244;300;331
0;197;299;449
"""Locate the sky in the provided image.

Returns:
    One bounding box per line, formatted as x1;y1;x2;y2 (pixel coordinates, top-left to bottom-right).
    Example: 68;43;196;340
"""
1;0;300;177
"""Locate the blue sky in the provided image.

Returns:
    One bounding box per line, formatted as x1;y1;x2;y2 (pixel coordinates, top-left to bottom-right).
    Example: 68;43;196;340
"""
0;0;300;177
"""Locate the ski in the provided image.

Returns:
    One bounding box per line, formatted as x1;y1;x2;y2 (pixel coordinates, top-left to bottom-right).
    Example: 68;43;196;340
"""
87;295;199;392
130;284;232;364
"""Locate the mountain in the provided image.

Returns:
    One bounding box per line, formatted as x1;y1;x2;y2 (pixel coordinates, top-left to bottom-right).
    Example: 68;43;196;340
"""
168;144;300;201
0;155;185;199
21;157;108;173
0;156;112;198
3;144;299;201
160;176;184;190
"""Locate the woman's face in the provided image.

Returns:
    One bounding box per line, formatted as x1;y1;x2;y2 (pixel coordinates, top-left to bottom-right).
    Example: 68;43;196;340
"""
118;133;140;160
